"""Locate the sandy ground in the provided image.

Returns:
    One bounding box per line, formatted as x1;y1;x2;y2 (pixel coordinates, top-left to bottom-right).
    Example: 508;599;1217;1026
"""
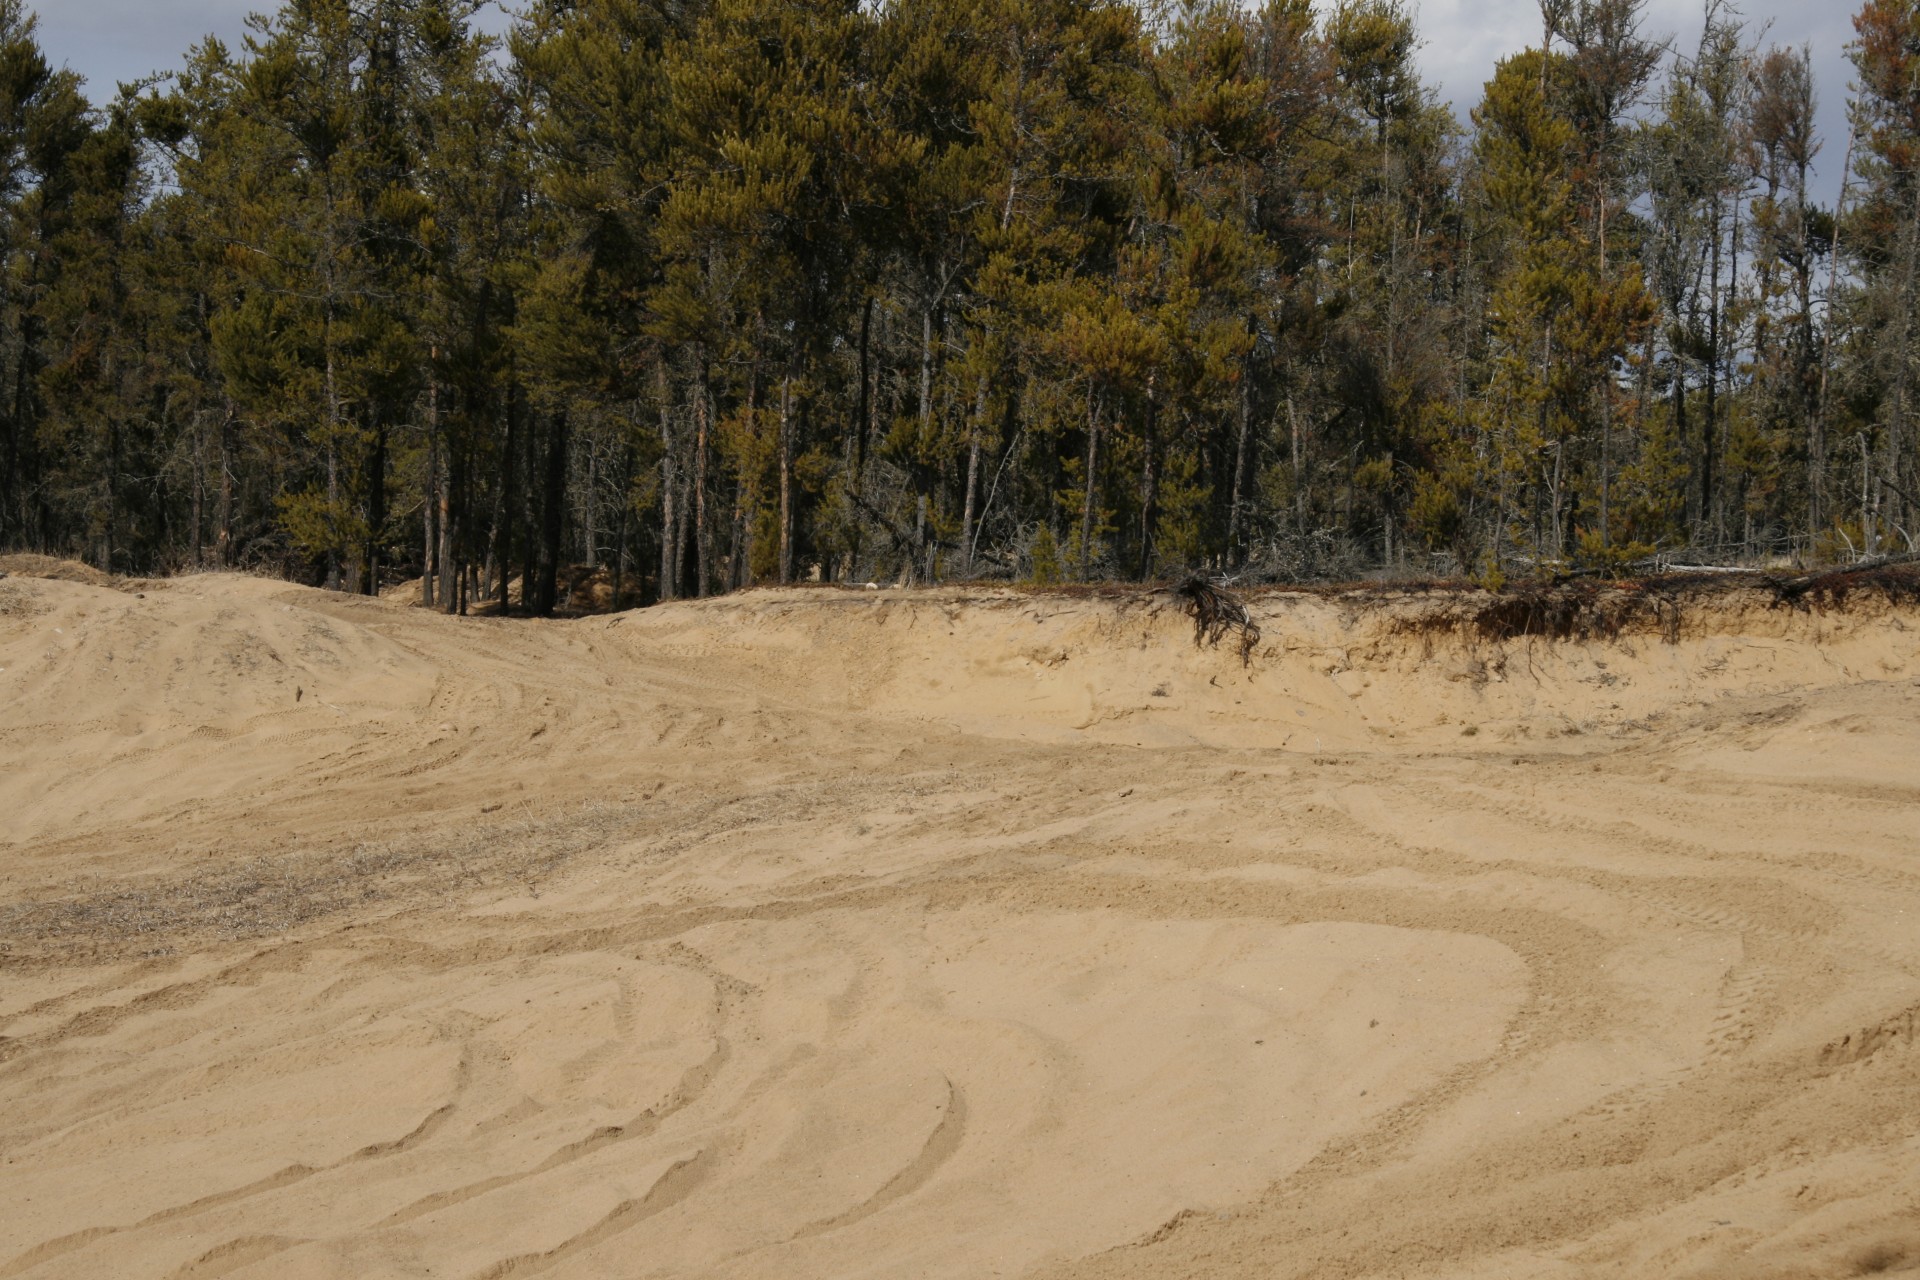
1;560;1918;1279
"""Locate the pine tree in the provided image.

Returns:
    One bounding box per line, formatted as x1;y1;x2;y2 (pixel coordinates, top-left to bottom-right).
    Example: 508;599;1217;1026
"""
0;0;1901;582
1843;0;1920;551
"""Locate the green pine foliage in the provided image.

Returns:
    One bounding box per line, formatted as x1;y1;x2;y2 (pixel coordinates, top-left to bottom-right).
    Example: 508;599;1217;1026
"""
2;0;1916;593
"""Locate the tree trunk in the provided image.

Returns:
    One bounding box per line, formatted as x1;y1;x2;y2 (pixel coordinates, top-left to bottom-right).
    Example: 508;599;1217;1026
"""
730;477;749;590
1599;388;1612;548
613;442;633;609
423;376;439;607
494;380;519;614
779;375;794;583
534;406;568;616
191;415;205;568
423;431;438;607
1815;128;1855;541
324;340;341;590
103;418;119;573
693;346;712;597
217;402;235;567
1287;391;1304;521
1887;177;1920;547
919;303;934;433
439;441;456;615
0;367;14;544
1138;376;1158;580
658;366;677;601
1703;196;1722;541
1080;390;1100;579
1673;345;1690;528
1726;194;1743;550
1228;350;1252;556
961;374;985;575
364;423;388;595
583;438;599;569
855;296;873;482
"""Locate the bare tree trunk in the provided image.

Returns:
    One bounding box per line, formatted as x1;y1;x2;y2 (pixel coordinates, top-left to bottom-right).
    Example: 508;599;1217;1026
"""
730;477;749;590
1080;389;1100;579
613;442;632;609
659;452;677;601
1288;391;1305;525
364;424;388;595
855;297;873;483
1228;348;1252;557
584;439;600;569
656;363;677;600
693;350;712;597
324;339;342;590
217;402;235;567
912;494;929;584
1815;127;1855;540
191;414;205;568
779;375;794;583
961;375;985;575
423;433;438;607
439;444;456;615
423;374;439;608
103;416;118;573
1599;390;1612;548
1727;194;1743;551
919;303;934;432
1885;177;1920;546
1703;194;1723;541
1138;377;1158;581
493;378;519;614
534;406;567;616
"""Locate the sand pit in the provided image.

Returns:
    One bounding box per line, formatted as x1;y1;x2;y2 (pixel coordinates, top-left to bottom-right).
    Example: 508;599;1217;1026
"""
3;564;1919;1278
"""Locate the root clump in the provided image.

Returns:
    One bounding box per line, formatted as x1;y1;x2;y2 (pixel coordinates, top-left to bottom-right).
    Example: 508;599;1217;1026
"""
1175;576;1261;665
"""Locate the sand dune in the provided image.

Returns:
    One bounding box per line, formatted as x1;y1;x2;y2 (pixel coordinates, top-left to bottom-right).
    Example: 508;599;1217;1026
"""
2;563;1919;1278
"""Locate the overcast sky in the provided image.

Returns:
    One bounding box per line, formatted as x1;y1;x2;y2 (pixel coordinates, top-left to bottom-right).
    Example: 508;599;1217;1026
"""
39;0;1859;200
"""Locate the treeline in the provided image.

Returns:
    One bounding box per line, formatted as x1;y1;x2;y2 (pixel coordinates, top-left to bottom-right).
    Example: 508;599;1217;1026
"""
0;0;1917;608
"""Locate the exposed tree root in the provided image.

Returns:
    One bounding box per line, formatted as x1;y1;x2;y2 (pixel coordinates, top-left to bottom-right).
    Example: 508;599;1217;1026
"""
1175;576;1261;665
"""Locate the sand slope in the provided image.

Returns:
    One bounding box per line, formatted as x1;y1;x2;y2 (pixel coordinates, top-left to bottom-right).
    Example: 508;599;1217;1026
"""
2;567;1919;1278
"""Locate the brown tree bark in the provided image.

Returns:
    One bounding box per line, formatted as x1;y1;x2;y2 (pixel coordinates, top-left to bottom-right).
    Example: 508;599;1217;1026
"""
693;346;712;597
779;375;794;584
658;363;677;601
533;406;568;616
217;403;236;568
1080;389;1101;579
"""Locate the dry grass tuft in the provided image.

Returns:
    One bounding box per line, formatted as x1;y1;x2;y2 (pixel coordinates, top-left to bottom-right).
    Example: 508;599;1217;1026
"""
0;554;117;586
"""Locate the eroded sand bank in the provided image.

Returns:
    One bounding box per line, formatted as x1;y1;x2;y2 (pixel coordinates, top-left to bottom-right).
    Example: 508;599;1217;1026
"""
2;564;1917;1278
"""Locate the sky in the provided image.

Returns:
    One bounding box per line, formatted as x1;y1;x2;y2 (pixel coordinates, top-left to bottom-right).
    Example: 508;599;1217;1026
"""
1415;0;1858;200
37;0;1859;201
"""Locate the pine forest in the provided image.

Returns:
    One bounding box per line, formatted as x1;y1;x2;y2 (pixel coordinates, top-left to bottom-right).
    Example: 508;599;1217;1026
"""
3;0;1919;610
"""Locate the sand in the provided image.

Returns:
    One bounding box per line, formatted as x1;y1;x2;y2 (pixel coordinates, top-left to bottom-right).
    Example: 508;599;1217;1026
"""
1;561;1918;1279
